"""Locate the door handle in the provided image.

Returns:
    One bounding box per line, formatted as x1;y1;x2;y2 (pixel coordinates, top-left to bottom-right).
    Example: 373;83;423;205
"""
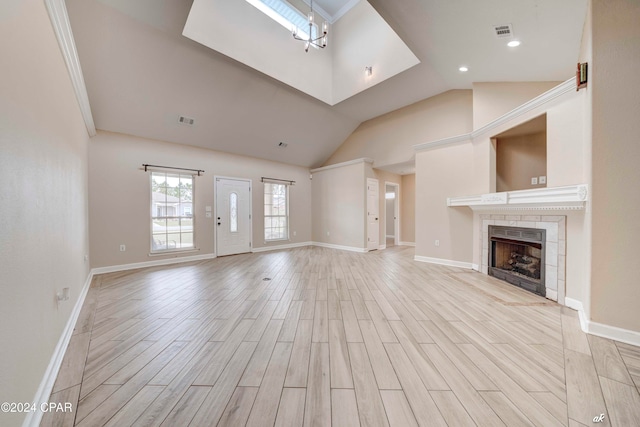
375;218;378;220
217;222;221;226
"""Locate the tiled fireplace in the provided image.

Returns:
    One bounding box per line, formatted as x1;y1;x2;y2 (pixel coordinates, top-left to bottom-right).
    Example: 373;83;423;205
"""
480;214;566;303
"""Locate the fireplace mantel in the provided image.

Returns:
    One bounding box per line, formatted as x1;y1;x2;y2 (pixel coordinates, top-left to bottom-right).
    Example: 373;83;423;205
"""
447;184;588;210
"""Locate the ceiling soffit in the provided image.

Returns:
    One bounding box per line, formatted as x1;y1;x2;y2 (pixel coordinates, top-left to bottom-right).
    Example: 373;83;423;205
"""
182;0;420;105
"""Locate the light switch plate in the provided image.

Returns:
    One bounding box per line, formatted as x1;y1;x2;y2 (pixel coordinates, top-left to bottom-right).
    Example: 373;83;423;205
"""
531;177;538;185
205;206;212;212
539;176;547;184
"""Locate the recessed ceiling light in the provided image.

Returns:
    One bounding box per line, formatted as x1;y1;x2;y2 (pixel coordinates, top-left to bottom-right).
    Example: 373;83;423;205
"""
507;40;521;47
459;66;469;72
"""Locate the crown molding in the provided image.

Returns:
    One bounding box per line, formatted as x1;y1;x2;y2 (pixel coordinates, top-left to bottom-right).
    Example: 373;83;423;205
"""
413;133;472;152
310;157;373;173
471;77;575;138
330;0;360;23
44;0;96;137
414;77;576;153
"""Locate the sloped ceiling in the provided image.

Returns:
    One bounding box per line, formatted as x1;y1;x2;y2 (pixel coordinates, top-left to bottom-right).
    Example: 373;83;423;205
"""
66;0;587;168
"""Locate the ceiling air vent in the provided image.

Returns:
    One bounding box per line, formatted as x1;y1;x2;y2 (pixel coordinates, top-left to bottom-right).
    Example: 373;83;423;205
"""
178;115;195;126
493;24;513;38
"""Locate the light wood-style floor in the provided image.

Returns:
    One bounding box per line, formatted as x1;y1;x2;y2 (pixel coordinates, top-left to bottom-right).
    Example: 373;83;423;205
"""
42;245;640;426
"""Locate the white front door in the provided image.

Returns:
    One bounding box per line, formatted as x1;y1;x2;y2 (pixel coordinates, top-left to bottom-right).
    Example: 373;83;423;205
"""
367;178;379;251
216;177;251;256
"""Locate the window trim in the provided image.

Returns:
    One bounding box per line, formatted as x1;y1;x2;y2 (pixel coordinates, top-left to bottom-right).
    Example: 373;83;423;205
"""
264;182;290;242
150;171;197;254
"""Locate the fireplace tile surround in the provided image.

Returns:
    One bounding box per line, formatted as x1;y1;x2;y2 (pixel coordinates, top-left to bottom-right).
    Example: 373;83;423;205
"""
480;214;566;303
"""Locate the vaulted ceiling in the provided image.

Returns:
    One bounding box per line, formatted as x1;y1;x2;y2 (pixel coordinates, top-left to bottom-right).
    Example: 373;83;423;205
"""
66;0;587;168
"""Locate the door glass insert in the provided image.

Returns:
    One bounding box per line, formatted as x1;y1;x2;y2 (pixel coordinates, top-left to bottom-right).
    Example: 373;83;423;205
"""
230;192;238;233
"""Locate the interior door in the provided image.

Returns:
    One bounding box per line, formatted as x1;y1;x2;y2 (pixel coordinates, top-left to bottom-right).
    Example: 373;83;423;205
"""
216;177;251;256
367;178;379;251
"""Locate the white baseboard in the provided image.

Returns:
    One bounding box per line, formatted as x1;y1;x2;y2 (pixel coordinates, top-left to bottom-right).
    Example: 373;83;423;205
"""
563;297;640;347
472;263;480;271
252;241;312;253
399;241;416;247
588;320;640;347
414;256;474;269
385;235;394;239
312;242;367;253
379;244;387;250
24;269;94;427
92;252;217;275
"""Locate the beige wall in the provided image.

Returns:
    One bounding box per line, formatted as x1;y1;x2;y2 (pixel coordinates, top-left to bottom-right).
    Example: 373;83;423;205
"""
89;131;312;268
472;82;561;130
311;161;366;248
590;0;640;332
325;90;473;168
415;143;475;262
401;174;416;244
496;132;547;192
0;0;91;423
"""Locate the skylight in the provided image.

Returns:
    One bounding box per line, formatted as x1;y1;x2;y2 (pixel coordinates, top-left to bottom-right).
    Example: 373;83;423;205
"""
246;0;317;40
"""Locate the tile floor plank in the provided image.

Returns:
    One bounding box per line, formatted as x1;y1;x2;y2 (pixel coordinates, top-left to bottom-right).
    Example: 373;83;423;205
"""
42;247;640;427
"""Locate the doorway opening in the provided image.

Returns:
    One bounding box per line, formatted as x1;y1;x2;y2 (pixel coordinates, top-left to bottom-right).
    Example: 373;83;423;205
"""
385;182;400;248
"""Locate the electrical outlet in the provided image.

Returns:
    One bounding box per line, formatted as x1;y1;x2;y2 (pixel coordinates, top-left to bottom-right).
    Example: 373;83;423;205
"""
206;212;212;218
119;244;126;252
539;175;547;184
326;231;330;236
531;177;538;185
435;240;440;247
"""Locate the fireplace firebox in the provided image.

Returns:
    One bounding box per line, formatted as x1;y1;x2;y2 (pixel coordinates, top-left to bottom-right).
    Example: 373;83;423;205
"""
488;225;546;297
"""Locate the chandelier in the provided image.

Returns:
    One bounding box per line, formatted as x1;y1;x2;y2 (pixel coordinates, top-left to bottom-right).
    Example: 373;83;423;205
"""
292;0;328;52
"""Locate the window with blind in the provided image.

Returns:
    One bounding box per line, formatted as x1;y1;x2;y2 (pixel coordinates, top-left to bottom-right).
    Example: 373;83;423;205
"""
151;172;195;252
264;182;289;241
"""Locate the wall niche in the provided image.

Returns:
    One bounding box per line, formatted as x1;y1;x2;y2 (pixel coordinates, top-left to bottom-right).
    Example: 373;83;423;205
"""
494;114;547;192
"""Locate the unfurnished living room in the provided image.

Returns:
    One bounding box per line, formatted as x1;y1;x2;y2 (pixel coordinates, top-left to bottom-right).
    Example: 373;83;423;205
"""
2;0;640;426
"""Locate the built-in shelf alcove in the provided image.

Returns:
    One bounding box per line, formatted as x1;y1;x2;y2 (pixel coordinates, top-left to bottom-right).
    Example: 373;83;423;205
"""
493;114;547;192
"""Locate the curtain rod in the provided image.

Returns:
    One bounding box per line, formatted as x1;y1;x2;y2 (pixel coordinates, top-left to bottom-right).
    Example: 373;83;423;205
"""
261;177;296;185
142;164;204;176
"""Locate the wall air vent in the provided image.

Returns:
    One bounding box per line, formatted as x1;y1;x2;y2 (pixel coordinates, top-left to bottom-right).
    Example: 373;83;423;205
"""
178;115;195;126
493;24;513;38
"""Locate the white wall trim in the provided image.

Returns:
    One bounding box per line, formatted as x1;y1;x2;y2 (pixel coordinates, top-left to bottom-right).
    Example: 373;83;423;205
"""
310;158;374;173
378;244;387;250
312;241;368;253
399;241;416;247
588;320;640;348
44;0;96;137
563;297;640;347
386;235;394;239
546;289;558;302
472;78;575;139
252;241;312;253
24;269;94;427
92;253;217;275
414;255;474;269
413;133;472;152
413;77;575;153
472;263;479;271
326;0;360;23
